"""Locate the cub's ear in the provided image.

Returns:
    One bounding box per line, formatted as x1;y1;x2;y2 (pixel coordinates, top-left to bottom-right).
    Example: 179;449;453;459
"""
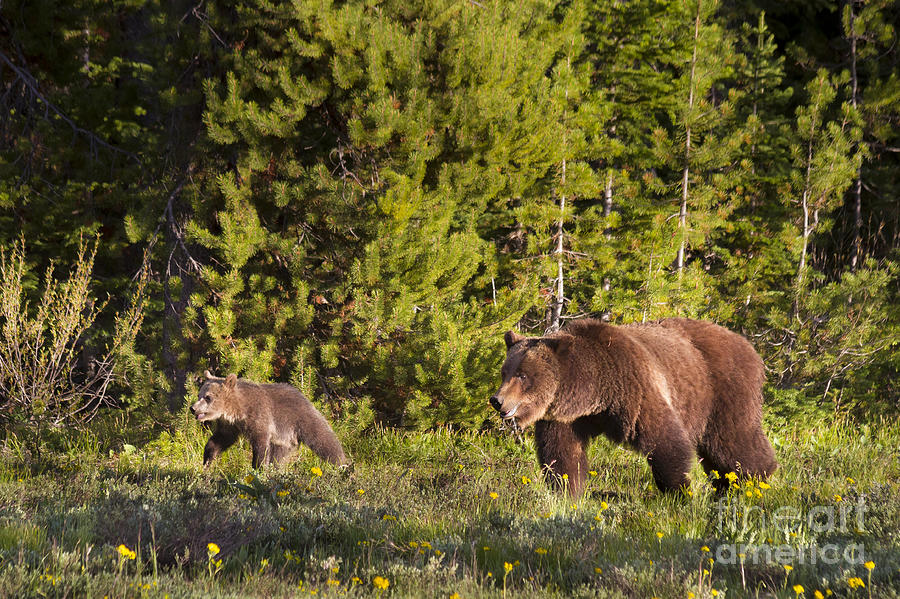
504;330;526;349
224;373;238;389
542;333;574;355
204;370;215;379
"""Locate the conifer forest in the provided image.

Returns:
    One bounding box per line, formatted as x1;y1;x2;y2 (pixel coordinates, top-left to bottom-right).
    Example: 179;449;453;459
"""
2;0;899;430
2;2;900;598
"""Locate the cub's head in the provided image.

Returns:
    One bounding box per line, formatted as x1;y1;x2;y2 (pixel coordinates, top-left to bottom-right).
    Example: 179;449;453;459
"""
191;371;238;423
489;330;572;428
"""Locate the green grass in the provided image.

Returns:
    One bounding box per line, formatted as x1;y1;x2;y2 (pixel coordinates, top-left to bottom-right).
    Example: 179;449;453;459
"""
0;415;898;598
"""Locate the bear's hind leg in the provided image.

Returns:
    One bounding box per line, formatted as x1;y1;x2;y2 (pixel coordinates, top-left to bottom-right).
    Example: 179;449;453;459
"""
699;422;777;487
535;420;590;496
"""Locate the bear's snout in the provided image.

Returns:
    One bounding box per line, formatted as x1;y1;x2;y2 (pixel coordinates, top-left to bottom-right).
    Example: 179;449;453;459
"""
490;394;520;420
190;401;207;420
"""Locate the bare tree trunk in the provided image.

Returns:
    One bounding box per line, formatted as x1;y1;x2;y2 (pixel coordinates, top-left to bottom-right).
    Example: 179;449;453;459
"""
797;142;814;297
603;172;613;292
848;0;863;272
549;56;571;332
677;0;702;275
796;81;825;316
551;158;566;332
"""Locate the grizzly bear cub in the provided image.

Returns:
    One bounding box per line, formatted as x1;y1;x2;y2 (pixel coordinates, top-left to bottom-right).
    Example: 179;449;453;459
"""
491;318;777;495
191;371;347;468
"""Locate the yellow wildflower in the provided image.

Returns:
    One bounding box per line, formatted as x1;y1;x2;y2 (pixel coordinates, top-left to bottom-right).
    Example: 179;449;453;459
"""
207;543;220;556
701;546;710;553
847;577;864;589
310;466;323;477
759;481;771;490
535;547;548;555
489;492;499;500
725;472;738;483
784;564;793;573
793;584;804;595
814;592;824;599
521;476;531;485
373;576;389;590
116;544;136;560
600;501;609;511
504;562;513;573
864;561;874;571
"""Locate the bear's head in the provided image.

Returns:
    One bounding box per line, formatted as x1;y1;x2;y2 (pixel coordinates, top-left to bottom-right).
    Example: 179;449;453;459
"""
490;330;573;428
191;371;239;423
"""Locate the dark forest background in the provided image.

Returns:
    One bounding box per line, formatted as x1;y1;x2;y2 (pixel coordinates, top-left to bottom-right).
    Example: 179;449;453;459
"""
1;0;898;434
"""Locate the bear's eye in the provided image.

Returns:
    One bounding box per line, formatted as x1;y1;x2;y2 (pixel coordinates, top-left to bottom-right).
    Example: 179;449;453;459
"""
516;373;527;383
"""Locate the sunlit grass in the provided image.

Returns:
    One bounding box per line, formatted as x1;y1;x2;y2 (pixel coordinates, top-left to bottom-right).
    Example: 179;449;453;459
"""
0;416;898;597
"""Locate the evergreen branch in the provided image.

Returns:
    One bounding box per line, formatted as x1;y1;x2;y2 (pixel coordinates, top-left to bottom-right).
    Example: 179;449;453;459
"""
0;49;141;165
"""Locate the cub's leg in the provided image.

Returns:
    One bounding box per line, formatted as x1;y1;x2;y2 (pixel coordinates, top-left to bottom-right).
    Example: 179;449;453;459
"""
250;433;273;468
203;423;240;466
535;420;590;496
269;443;294;465
296;409;348;466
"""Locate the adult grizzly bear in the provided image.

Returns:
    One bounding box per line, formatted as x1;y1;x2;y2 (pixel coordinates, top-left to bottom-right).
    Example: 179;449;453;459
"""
490;318;777;495
191;371;348;468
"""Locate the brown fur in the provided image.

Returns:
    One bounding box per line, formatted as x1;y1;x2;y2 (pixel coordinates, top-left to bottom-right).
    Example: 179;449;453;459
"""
191;371;347;468
490;318;777;495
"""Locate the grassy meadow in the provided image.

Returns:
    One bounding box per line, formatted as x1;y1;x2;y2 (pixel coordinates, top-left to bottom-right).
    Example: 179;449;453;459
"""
1;414;898;599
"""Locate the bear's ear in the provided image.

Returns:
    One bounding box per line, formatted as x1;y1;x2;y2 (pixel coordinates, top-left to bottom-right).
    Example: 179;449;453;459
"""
204;370;215;379
543;333;574;356
224;373;238;389
505;330;526;349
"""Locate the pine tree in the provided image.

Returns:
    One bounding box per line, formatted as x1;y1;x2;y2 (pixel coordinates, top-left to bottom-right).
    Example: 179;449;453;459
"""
509;1;606;332
582;0;681;320
198;0;578;427
791;70;862;299
622;0;745;320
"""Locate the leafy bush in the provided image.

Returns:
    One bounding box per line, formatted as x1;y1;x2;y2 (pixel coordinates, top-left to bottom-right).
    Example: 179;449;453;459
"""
0;238;147;428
